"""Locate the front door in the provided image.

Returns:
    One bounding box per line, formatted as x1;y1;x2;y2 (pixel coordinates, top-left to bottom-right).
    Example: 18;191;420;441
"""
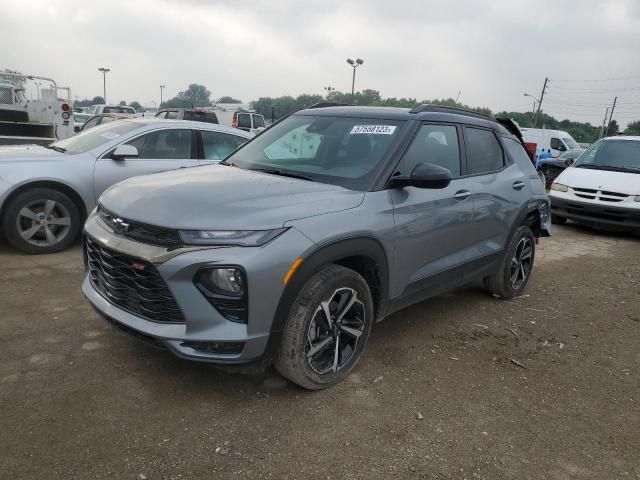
390;123;475;299
93;128;197;201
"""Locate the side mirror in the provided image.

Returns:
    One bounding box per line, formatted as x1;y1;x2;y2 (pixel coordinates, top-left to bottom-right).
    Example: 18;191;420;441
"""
111;144;139;160
390;163;452;189
564;158;575;167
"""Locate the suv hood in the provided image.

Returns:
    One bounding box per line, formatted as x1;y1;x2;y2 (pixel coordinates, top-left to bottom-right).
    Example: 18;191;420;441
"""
99;165;365;230
557;167;639;195
0;144;65;163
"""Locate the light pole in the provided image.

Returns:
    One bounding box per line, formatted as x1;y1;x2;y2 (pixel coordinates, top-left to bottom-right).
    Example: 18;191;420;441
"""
524;93;540;124
324;86;335;99
346;58;363;103
98;67;110;104
160;85;165;106
35;82;42;100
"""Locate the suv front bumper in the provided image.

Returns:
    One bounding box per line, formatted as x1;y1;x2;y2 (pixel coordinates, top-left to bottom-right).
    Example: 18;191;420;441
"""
81;210;315;365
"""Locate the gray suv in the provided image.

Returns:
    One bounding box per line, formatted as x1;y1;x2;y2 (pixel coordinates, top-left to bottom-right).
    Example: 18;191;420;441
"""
82;104;550;389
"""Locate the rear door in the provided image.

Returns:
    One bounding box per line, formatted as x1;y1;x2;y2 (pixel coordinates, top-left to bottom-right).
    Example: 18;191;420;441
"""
391;123;475;297
198;130;248;164
93;128;198;200
461;126;531;279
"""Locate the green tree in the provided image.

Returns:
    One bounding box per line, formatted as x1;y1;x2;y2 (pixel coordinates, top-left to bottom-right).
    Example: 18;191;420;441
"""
217;96;242;103
606;119;619;135
623;120;640;135
130;101;142;111
183;83;211;106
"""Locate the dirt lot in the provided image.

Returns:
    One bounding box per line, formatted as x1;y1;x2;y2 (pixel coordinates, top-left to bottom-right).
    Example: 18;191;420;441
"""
1;225;638;479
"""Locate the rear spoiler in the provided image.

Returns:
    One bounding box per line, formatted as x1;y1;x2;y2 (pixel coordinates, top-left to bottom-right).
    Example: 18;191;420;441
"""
495;117;534;161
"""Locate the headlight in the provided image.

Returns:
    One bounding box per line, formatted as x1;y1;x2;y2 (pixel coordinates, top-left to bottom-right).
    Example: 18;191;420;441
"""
179;228;287;246
550;183;568;192
200;267;245;296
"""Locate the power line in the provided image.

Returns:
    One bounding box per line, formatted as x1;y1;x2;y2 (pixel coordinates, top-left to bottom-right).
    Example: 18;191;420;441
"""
550;75;640;83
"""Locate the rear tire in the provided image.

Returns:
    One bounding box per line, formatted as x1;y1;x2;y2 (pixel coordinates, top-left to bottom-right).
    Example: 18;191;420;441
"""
2;188;81;254
551;214;567;225
274;264;374;390
484;226;535;300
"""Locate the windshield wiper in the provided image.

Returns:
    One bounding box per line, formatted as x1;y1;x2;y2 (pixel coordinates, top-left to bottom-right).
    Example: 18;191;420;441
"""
43;144;67;153
249;168;314;181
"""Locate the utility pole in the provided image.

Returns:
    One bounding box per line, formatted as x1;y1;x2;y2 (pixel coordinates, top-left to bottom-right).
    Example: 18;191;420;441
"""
160;85;165;106
599;107;609;139
532;77;548;128
604;96;618;137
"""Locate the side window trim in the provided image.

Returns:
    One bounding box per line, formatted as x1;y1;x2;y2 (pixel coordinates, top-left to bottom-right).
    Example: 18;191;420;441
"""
460;126;506;177
98;128;194;160
390;121;464;180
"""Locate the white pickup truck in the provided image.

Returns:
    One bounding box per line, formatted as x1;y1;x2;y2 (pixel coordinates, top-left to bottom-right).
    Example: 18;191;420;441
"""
0;70;74;146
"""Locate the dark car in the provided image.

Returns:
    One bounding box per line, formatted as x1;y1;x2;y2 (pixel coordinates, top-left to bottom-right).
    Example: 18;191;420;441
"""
155;108;219;124
80;113;134;132
538;148;585;188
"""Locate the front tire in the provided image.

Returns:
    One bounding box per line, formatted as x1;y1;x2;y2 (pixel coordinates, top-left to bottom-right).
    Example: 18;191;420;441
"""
274;264;374;390
484;226;536;300
2;188;81;254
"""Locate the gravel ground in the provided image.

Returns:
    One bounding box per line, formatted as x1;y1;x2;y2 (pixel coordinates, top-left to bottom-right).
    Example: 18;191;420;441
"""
1;224;639;479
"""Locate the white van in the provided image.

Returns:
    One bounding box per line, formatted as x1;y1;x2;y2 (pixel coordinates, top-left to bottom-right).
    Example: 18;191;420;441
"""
549;136;640;233
520;128;580;157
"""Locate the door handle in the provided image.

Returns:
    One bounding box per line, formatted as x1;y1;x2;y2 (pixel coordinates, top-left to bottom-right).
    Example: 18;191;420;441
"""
454;190;471;201
512;181;526;190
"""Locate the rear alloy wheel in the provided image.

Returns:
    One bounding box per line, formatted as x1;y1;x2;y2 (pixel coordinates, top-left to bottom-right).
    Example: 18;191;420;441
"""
484;226;536;299
274;264;373;390
2;188;81;254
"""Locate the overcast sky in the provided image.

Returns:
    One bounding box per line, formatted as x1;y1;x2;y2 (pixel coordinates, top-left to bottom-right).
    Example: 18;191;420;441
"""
2;0;639;126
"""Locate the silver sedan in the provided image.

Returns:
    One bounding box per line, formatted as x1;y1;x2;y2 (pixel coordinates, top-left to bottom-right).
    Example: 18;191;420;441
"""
0;118;252;253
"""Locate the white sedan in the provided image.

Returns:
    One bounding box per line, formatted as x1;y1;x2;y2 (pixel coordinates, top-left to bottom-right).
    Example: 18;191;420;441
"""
0;118;252;253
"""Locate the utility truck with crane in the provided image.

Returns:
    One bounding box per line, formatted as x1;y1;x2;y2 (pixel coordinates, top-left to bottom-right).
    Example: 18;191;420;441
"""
0;70;74;146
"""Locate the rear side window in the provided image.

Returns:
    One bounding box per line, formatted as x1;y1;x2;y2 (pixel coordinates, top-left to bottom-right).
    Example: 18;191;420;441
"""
503;137;537;175
399;124;461;177
252;115;265;128
465;127;504;174
237;114;251;128
201;131;247;160
205;113;218;123
166;111;179;120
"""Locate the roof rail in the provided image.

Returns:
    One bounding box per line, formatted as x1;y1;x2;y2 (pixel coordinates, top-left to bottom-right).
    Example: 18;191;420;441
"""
409;104;495;121
305;102;351;109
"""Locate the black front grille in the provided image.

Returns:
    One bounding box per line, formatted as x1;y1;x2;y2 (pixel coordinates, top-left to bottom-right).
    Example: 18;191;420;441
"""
98;206;182;248
85;236;185;323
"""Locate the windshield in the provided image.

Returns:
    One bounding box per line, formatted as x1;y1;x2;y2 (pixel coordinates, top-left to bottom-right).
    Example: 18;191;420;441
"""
562;137;579;149
573;139;640;173
226;114;405;190
50;120;143;154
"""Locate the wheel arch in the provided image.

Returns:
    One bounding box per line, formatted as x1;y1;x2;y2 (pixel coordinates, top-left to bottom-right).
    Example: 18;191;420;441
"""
263;235;390;362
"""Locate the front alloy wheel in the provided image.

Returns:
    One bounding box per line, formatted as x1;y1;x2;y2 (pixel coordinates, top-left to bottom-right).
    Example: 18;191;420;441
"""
275;264;374;390
3;187;81;254
306;288;366;375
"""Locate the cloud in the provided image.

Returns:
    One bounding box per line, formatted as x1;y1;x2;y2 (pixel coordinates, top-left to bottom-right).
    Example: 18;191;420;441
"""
0;0;638;125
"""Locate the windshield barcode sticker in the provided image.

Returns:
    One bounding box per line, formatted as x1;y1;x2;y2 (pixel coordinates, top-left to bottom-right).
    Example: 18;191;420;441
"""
100;132;120;139
350;125;396;135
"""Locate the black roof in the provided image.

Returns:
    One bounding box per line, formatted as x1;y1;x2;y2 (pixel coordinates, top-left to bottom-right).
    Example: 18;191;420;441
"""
295;103;508;132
